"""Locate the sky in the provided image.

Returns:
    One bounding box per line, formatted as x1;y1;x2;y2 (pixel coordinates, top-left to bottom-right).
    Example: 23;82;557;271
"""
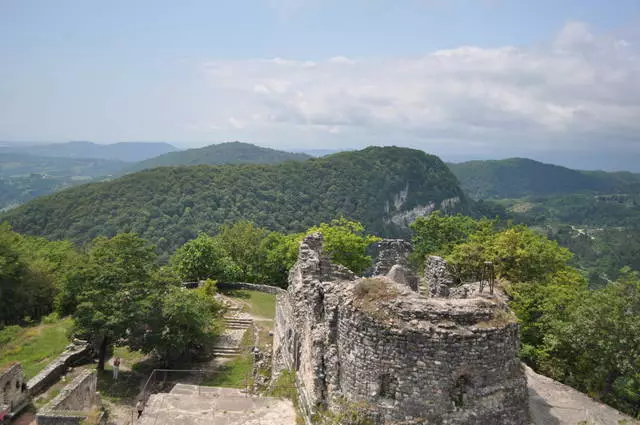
1;0;640;168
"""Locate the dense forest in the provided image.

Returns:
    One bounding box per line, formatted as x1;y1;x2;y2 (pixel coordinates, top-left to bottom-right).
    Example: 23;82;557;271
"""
0;142;316;211
2;146;469;259
124;141;312;173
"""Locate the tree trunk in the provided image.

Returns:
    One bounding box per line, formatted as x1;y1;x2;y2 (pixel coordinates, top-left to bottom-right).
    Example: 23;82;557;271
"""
600;370;619;399
97;336;110;371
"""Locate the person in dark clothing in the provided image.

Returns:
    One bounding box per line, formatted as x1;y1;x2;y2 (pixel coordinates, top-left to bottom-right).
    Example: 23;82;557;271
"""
136;399;144;418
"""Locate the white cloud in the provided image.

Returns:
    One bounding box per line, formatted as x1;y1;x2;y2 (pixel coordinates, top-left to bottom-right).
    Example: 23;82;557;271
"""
196;21;640;154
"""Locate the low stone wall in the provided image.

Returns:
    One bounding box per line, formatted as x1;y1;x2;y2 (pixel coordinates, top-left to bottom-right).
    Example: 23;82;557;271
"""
28;342;92;397
217;282;286;295
36;370;103;425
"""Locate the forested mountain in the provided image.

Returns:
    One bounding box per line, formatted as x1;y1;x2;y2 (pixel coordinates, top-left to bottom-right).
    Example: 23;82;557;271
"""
449;158;640;199
0;141;178;162
1;146;469;256
124;142;312;173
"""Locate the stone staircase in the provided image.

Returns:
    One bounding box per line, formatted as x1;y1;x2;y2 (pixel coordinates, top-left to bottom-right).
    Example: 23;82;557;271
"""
210;304;253;358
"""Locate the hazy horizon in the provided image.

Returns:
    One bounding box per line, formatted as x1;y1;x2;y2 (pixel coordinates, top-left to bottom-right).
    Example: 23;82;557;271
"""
2;0;640;171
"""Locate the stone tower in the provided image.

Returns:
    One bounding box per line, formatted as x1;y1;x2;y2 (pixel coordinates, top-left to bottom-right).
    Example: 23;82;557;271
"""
272;234;530;425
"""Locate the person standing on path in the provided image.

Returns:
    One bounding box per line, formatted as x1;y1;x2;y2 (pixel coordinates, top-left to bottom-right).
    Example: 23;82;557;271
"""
112;356;121;380
136;399;145;419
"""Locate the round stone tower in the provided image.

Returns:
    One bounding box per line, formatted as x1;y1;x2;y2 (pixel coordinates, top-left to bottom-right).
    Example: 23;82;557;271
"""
273;233;530;425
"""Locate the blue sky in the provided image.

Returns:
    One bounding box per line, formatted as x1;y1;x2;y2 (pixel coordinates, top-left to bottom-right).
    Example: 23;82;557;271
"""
1;0;639;165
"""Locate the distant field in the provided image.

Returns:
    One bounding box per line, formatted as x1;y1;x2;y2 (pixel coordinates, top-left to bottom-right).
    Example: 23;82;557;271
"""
0;316;74;378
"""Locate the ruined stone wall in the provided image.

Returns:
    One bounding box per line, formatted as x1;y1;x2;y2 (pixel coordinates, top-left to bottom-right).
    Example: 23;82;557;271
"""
334;306;527;424
373;239;419;291
36;370;103;425
373;239;412;276
28;342;91;397
273;234;530;425
0;363;28;414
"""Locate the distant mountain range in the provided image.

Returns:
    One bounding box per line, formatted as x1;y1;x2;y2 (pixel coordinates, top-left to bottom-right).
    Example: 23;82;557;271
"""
0;141;178;162
124;142;312;173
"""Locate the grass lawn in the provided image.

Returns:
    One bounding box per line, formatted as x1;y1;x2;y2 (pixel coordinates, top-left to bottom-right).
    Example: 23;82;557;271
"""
202;353;254;388
202;328;254;388
0;316;74;378
221;289;277;319
112;346;148;369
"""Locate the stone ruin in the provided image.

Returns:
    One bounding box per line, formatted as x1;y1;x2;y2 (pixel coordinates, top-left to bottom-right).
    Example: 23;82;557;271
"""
272;233;530;425
36;369;104;425
373;239;419;291
0;363;29;419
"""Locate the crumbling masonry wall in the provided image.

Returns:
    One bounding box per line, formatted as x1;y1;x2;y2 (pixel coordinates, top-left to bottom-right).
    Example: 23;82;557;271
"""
273;233;530;425
36;370;103;425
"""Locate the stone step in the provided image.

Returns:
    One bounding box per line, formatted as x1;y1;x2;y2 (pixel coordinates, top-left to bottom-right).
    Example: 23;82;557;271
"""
211;346;242;353
225;324;252;330
223;317;252;323
211;351;241;358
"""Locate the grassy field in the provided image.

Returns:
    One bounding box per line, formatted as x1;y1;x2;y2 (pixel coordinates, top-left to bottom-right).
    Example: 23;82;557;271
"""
220;289;277;319
0;315;74;378
203;328;254;388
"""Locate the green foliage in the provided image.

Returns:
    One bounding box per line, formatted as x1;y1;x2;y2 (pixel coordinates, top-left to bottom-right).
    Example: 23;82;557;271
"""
409;211;494;268
171;218;379;287
545;271;640;416
307;218;380;275
506;271;587;367
259;231;301;286
216;221;271;282
0;316;74;378
3;147;468;257
447;225;574;283
0;223;78;325
133;286;223;365
72;233;161;369
171;233;236;281
66;232;224;368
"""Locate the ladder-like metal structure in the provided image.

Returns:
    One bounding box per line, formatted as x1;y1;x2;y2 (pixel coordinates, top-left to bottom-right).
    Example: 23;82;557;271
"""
479;261;495;295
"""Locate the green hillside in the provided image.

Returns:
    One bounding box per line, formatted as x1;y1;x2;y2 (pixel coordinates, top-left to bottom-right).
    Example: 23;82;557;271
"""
124;141;311;173
448;158;640;199
2;146;469;256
